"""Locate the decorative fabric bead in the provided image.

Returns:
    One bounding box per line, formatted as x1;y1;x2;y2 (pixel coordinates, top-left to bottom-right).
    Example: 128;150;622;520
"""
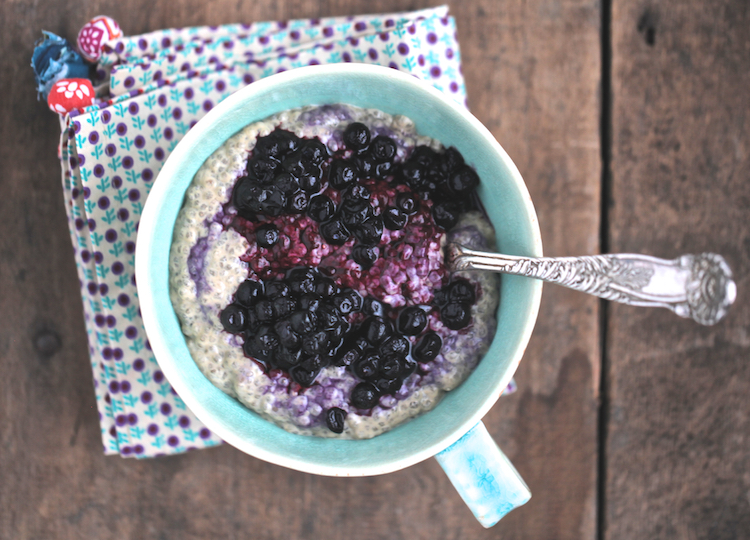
77;16;123;62
47;78;95;114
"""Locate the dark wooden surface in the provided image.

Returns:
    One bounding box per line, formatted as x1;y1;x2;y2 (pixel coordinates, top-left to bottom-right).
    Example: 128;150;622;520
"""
0;1;746;538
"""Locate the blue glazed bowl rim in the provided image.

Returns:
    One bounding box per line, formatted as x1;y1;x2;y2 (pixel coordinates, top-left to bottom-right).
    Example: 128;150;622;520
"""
136;64;542;476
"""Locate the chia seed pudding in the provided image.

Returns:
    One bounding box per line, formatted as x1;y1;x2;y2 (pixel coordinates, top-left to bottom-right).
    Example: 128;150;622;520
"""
169;104;500;439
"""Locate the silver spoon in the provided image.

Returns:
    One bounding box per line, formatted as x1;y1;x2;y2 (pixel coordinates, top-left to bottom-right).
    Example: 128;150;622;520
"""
446;244;737;326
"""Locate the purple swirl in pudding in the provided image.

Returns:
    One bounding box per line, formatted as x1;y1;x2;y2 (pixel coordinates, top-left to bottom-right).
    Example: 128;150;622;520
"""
169;104;499;439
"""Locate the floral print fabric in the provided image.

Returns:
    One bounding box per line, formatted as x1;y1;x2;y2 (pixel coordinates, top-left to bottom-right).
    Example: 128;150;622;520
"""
57;6;471;458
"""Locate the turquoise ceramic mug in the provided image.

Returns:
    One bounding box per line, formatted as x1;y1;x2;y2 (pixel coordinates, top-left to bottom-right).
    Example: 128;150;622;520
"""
136;64;542;527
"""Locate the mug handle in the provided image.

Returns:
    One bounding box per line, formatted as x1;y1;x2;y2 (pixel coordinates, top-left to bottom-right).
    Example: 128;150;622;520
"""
435;421;531;527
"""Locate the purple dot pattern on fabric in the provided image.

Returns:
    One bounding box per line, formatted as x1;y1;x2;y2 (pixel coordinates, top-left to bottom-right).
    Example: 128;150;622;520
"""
58;5;471;459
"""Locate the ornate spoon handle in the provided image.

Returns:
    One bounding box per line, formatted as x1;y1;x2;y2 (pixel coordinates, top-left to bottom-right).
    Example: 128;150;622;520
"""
446;244;736;326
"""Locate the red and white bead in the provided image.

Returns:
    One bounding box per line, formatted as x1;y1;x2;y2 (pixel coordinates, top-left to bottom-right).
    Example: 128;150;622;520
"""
47;78;95;114
77;15;123;62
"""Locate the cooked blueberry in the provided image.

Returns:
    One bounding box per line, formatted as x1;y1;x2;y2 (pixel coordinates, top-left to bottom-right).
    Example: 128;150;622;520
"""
300;139;328;165
220;304;247;333
287;268;317;295
316;304;342;329
441;302;471;330
449;280;476;305
326;339;343;360
362;297;388;317
253;135;282;160
425;167;447;192
374;161;394;179
354;154;375;178
432;287;449;307
410;145;439;166
370;136;397;162
378;355;403;379
432;201;460;230
301;138;329;164
383;207;407;230
352;350;380;380
334;344;362;367
242;336;264;363
302;353;330;371
254;129;299;159
244;309;260;333
302;331;330;355
235;280;263;307
350;382;380;409
352;244;378;269
325;407;347;434
442;146;465;174
281;150;310;178
396;192;419;215
254;324;278;346
255;224;280;248
360;317;391;346
253;325;280;358
319;219;351;246
258;186;287;217
379;335;410;358
246;155;279;184
401;356;418;377
352;335;371;351
298;166;323;193
333;288;363;315
449;165;480;195
264;280;290;299
275;346;303;369
340;200;373;228
274;319;301;350
314;277;338;298
287;190;309;213
254;300;275;323
330;319;349;340
307;195;336;222
290;310;317;334
346;184;371;203
290;365;319;387
273;171;299;194
352;216;383;246
328;159;360;190
343;122;371;150
413;331;442;362
232;177;263;215
401;162;427;191
299;293;322;312
272;297;297;319
397;306;428;335
375;378;402;395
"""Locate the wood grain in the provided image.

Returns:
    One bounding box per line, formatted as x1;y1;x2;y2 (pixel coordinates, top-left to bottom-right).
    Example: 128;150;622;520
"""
0;0;600;538
606;1;750;538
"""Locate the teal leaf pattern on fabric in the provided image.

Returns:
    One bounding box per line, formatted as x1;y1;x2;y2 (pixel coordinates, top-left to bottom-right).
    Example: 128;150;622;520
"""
116;362;131;376
100;208;116;224
109;328;123;342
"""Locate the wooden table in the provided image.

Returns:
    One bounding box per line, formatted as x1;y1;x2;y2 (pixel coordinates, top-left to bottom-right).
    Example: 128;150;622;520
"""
2;1;748;538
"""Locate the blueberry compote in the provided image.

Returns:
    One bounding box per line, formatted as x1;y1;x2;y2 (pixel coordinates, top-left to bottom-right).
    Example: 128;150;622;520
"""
220;267;476;428
170;104;500;439
220;122;483;433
